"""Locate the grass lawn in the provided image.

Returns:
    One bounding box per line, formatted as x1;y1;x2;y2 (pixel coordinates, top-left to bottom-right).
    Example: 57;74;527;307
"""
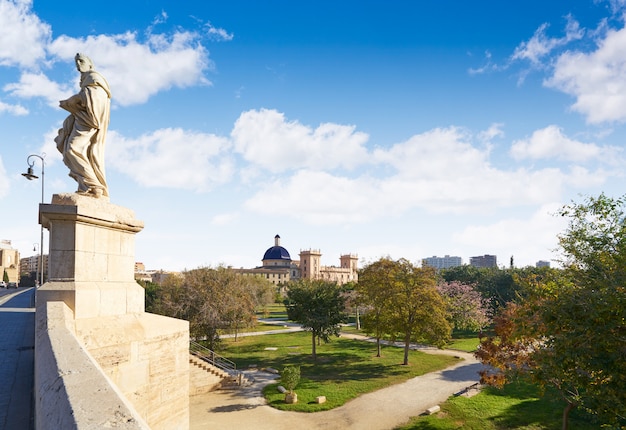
444;337;479;353
340;325;480;353
256;303;288;319
220;322;291;336
396;380;599;430
217;331;461;412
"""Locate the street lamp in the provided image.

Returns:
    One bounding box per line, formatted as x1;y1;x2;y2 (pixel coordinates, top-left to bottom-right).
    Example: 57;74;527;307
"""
22;153;45;287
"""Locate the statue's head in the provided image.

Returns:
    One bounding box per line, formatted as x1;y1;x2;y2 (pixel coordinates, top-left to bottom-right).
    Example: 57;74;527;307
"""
75;53;94;73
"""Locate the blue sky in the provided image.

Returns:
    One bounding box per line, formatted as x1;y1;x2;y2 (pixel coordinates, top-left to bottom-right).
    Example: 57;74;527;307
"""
2;0;626;271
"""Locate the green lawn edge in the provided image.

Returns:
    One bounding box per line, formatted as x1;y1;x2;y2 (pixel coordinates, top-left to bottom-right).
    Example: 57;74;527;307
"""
219;330;461;412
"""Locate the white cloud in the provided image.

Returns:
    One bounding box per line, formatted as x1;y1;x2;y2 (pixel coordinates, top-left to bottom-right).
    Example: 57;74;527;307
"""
205;22;234;41
241;126;572;224
510;125;607;162
47;32;212;106
454;203;568;267
373;127;487;179
107;128;233;191
231;109;370;173
0;98;28;115
4;72;69;107
511;15;583;66
0;0;50;69
238;118;624;225
244;170;382;224
564;165;612;189
604;0;626;14
546;23;626;123
478;123;504;143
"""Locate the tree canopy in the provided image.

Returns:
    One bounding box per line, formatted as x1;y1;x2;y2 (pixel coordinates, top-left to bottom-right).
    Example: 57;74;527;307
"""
152;266;274;350
476;194;626;429
358;258;450;365
284;279;348;360
437;281;490;332
357;258;398;357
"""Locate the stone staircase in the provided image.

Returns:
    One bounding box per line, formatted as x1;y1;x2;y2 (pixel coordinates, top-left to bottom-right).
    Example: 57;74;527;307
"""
189;341;252;393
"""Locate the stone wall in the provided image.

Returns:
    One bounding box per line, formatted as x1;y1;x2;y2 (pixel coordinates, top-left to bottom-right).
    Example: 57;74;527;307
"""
35;301;149;429
74;313;189;429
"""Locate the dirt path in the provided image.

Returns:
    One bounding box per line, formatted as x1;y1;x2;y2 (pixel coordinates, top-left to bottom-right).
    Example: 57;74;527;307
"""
190;337;483;430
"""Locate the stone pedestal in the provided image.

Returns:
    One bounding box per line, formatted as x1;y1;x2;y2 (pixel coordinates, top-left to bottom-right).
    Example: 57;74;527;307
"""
37;193;190;430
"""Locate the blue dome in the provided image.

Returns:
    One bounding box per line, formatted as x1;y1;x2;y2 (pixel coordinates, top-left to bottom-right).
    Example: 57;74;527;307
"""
263;246;291;261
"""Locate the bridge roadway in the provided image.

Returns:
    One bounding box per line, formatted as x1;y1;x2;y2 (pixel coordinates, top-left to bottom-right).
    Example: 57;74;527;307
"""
0;288;35;430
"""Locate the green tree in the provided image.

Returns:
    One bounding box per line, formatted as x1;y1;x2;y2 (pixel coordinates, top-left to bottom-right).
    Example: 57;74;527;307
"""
222;273;274;341
284;280;348;360
357;258;399;357
359;258;451;365
391;260;451;365
3;269;9;283
477;194;626;429
156;266;269;350
138;280;161;313
441;265;520;313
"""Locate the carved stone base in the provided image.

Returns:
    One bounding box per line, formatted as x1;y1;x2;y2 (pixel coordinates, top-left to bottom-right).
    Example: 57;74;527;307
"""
36;193;190;429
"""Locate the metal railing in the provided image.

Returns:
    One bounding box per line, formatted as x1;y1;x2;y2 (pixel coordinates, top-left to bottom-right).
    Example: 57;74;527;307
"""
189;340;245;384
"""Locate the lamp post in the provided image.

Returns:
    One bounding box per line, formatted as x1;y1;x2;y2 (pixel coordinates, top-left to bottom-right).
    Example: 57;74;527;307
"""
22;153;45;287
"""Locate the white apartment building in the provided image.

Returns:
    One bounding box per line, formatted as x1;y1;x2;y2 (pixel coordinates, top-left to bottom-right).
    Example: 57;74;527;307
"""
422;255;463;270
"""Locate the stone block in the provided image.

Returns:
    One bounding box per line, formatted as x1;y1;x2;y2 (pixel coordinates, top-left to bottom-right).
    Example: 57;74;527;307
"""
315;395;327;404
425;405;441;415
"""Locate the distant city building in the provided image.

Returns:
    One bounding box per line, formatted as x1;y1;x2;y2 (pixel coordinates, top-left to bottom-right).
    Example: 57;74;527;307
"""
469;254;497;268
233;235;358;286
150;270;178;285
1;240;20;284
20;253;49;280
133;263;180;284
422;255;462;270
536;260;550;268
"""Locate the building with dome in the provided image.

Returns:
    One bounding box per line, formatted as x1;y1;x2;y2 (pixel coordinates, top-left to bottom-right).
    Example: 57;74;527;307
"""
234;234;358;286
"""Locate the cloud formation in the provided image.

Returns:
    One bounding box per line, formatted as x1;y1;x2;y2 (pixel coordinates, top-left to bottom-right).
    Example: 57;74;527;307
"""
0;0;50;68
546;23;626;123
510;125;612;162
109;110;621;225
231;109;370;173
0;0;216;109
107;128;233;191
48;32;213;106
511;15;583;65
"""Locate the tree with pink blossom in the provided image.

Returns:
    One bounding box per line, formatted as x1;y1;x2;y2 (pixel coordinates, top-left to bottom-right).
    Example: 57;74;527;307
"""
437;281;490;332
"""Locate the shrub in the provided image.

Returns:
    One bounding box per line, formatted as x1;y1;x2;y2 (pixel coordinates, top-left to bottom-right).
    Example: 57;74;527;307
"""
281;365;300;393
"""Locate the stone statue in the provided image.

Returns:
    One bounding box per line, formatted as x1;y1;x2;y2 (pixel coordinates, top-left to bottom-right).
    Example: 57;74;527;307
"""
55;53;111;198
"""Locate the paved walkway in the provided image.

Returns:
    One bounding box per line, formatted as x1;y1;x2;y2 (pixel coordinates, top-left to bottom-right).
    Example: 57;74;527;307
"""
0;288;35;430
191;331;483;430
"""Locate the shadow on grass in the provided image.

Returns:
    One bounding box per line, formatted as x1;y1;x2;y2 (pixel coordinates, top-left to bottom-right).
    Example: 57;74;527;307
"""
398;382;598;430
489;396;599;429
